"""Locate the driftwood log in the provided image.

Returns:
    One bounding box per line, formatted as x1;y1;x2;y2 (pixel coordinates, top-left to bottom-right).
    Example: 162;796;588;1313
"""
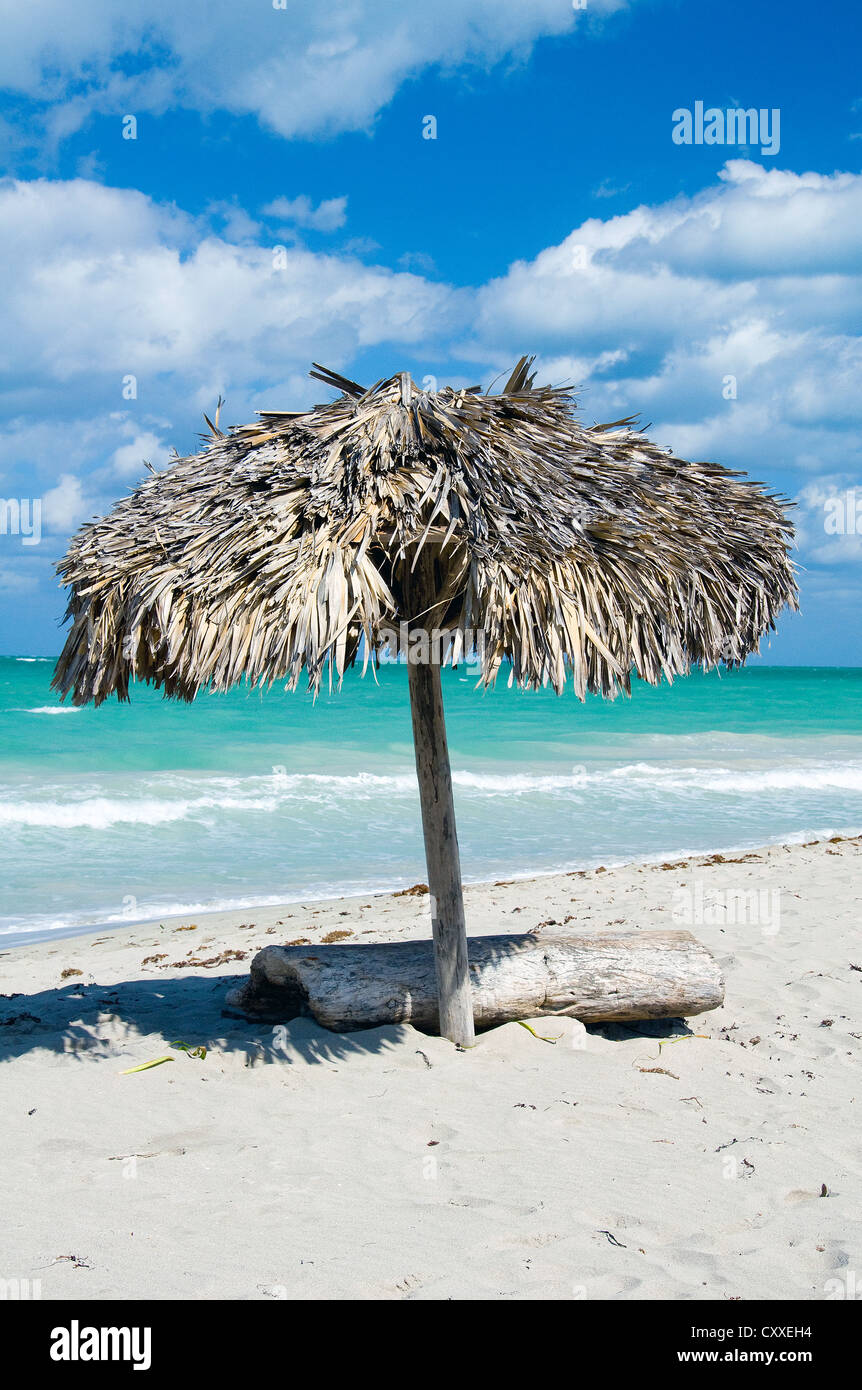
226;930;724;1034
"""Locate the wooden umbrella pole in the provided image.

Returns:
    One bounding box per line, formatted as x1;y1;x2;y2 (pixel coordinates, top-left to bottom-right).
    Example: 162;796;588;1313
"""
407;548;475;1046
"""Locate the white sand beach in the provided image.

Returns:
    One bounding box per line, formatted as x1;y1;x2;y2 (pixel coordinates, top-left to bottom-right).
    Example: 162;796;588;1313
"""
1;836;859;1301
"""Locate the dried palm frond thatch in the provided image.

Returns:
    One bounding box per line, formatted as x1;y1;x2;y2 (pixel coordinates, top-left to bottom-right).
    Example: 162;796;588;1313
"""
53;358;797;708
52;358;798;1045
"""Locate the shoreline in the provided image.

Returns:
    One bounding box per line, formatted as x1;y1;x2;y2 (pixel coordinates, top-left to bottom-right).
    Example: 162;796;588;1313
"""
3;825;860;952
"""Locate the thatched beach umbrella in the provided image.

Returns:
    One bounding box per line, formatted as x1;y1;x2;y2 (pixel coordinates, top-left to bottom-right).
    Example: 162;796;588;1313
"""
53;358;797;1044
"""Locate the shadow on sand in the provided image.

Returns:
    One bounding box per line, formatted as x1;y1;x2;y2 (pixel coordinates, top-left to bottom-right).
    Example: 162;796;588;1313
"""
0;970;697;1068
0;973;403;1067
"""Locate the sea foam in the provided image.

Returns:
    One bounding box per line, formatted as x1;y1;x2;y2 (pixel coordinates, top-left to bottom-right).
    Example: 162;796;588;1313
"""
3;759;862;830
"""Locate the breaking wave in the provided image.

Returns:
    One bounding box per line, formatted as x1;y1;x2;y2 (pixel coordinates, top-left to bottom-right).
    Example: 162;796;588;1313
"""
3;760;862;830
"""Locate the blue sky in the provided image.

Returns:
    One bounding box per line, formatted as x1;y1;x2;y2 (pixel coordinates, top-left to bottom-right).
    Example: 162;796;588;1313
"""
0;0;860;662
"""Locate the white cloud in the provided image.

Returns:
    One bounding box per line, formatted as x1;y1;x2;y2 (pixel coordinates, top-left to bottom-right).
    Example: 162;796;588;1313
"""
206;201;262;244
0;0;627;146
794;477;862;566
110;432;173;479
593;178;631;200
0;177;462;406
0;565;38;594
1;160;861;581
469;161;862;487
475;162;862;355
262;195;348;232
42;474;92;533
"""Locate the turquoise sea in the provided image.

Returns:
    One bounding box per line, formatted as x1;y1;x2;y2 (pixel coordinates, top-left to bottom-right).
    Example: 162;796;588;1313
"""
1;658;861;945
